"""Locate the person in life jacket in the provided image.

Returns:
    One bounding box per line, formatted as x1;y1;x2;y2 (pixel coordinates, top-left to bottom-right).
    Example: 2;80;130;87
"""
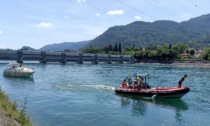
128;78;133;88
134;77;139;90
139;78;143;90
121;79;127;88
178;74;188;88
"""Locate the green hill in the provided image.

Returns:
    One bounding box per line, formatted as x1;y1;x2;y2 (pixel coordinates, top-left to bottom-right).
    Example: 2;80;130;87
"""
89;13;210;49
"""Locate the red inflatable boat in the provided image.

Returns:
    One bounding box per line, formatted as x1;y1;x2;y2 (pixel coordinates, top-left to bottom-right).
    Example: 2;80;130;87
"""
115;86;190;98
115;74;190;98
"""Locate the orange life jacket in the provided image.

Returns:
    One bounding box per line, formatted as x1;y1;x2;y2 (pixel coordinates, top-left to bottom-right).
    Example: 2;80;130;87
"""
134;80;138;86
122;81;127;88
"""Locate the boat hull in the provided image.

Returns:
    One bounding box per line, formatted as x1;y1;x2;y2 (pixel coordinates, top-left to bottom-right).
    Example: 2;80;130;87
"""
3;69;34;77
115;86;190;98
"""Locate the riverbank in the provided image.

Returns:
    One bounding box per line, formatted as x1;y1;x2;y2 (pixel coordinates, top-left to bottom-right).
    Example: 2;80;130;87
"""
0;88;32;126
136;60;210;66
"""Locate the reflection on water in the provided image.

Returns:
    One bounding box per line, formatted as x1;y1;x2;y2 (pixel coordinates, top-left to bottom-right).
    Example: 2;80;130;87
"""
150;98;188;122
3;76;34;81
3;76;35;86
116;93;188;122
2;76;35;95
118;94;148;116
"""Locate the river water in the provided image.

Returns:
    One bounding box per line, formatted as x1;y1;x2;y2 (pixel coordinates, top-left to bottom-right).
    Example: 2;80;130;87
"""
0;62;209;126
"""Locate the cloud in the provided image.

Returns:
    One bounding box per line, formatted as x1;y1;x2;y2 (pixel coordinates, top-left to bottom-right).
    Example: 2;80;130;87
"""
0;31;3;34
38;22;53;28
107;10;124;15
134;16;141;20
76;0;86;3
95;13;101;16
64;16;70;19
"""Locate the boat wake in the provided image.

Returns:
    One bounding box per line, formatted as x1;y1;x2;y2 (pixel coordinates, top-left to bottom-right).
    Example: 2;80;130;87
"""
56;84;115;91
82;84;115;90
56;84;74;91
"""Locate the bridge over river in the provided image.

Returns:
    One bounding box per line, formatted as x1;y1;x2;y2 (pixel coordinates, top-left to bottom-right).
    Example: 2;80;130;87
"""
0;50;135;64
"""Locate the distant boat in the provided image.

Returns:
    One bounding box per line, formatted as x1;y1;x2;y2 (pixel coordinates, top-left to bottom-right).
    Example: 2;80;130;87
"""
3;63;34;77
115;74;190;98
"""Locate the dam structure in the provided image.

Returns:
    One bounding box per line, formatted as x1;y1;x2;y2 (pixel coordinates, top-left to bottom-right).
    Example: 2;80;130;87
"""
0;50;135;64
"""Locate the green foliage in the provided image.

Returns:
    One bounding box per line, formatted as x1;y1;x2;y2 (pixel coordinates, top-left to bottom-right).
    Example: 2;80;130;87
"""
124;46;134;51
114;42;118;51
119;42;122;54
0;88;32;126
172;43;188;54
82;47;103;54
146;44;158;50
133;44;180;61
202;48;210;60
189;48;195;56
82;43;197;61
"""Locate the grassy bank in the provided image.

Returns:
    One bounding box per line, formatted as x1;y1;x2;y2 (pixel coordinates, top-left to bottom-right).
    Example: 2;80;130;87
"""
0;88;32;126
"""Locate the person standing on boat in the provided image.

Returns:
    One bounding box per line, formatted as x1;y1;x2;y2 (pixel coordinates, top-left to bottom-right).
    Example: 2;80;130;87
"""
128;77;133;88
134;77;139;90
139;78;143;89
121;79;127;88
178;75;188;88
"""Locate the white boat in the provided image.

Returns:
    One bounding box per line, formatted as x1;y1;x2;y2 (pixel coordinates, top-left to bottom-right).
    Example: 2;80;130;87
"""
3;63;34;77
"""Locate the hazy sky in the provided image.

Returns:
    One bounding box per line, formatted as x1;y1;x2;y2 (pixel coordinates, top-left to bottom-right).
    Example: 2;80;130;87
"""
0;0;209;49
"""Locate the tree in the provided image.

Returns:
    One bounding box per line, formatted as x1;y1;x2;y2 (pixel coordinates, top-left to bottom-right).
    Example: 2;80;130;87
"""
103;45;110;54
172;43;188;54
162;44;169;50
82;47;103;54
146;44;158;50
119;42;122;54
189;48;195;56
109;44;112;51
169;44;172;49
124;46;133;51
185;49;190;54
202;48;210;60
132;44;135;49
114;42;118;51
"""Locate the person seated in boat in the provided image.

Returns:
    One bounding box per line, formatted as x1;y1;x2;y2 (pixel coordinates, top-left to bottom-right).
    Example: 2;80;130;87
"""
141;78;151;89
121;79;127;88
178;74;188;88
128;77;133;88
134;77;139;90
139;78;143;90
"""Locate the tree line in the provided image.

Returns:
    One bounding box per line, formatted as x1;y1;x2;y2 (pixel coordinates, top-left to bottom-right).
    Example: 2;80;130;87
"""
82;43;210;60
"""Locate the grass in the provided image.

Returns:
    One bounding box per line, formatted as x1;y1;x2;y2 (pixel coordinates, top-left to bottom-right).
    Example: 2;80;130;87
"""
0;88;32;126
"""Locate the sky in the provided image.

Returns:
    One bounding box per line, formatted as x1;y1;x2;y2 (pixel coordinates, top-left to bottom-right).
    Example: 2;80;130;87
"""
0;0;209;49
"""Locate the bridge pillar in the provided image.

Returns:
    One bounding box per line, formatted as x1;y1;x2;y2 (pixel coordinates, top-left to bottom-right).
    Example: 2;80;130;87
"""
130;56;135;64
92;54;98;64
40;51;46;63
120;55;123;64
78;53;83;64
62;52;66;63
17;50;23;63
107;54;112;64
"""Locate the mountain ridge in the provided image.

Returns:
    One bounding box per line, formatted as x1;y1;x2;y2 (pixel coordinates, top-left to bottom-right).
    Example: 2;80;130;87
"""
39;40;90;51
88;13;210;49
